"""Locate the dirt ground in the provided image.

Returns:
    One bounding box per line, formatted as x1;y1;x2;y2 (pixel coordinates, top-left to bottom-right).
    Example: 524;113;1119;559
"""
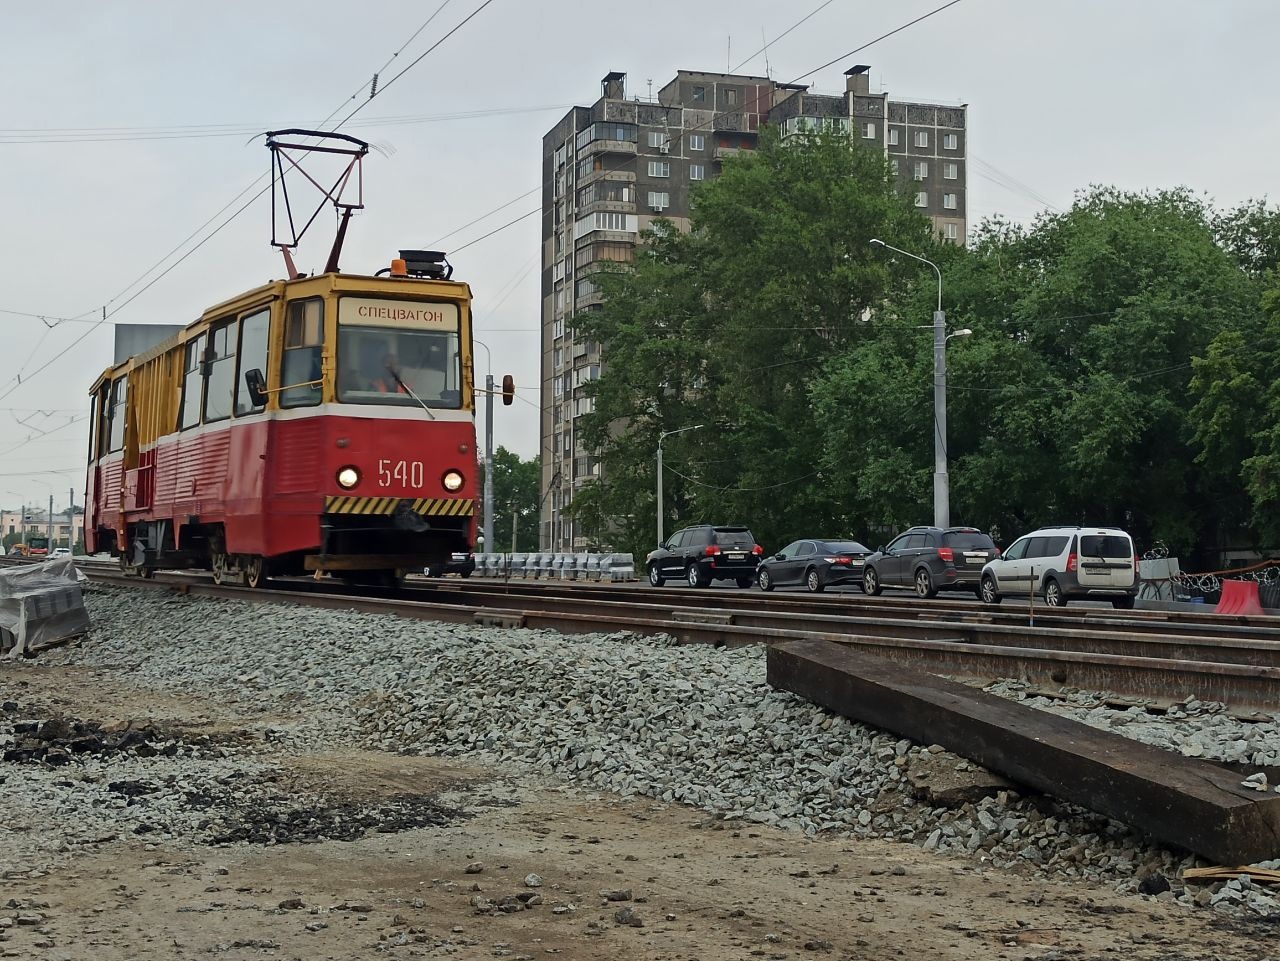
1;663;1273;961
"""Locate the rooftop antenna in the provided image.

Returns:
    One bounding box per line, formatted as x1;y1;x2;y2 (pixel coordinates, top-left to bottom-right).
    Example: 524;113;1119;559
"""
727;35;731;73
761;27;771;79
646;77;653;101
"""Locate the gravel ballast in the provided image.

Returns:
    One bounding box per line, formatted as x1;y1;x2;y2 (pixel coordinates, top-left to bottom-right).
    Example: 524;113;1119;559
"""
4;584;1278;918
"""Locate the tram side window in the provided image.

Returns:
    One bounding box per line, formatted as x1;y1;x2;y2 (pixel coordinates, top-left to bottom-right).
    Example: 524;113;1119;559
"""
235;309;270;416
178;334;205;430
86;393;98;462
203;323;236;423
281;299;323;408
107;379;127;453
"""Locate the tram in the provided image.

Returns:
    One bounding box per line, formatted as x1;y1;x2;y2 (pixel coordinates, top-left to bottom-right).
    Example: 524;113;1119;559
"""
84;130;506;586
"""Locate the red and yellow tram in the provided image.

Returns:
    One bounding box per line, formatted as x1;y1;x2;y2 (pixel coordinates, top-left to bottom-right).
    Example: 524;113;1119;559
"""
85;251;481;586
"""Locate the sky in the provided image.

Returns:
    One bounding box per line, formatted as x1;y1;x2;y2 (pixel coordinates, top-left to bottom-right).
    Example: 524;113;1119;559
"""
1;0;1276;512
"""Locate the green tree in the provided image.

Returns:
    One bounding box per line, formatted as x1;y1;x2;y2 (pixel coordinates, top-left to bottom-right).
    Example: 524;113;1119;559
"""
573;128;934;555
479;447;540;552
931;187;1262;554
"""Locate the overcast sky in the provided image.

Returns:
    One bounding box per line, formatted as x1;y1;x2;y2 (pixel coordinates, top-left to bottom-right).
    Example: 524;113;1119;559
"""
2;0;1275;511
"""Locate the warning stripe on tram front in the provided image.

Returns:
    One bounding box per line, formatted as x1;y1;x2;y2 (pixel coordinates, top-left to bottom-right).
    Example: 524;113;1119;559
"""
324;495;475;517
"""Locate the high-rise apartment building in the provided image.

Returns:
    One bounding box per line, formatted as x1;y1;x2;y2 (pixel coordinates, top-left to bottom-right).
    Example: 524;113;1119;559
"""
540;66;967;550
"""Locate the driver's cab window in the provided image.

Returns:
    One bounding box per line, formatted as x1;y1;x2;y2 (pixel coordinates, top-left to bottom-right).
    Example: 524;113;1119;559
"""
668;530;687;550
281;299;323;409
887;535;910;553
235;308;270;416
1003;538;1029;561
778;541;801;559
336;298;462;407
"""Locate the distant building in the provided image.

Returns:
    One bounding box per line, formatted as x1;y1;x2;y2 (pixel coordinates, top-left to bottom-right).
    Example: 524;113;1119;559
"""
540;67;968;550
0;507;84;548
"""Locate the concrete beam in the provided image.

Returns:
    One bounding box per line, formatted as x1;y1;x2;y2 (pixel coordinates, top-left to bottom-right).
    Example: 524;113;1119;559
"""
767;638;1280;865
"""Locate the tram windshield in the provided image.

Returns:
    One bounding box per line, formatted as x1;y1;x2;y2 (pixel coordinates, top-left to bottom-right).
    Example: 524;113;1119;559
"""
336;298;462;408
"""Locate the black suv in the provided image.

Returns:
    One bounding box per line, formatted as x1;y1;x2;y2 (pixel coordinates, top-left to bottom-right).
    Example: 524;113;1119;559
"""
862;526;999;598
646;525;763;588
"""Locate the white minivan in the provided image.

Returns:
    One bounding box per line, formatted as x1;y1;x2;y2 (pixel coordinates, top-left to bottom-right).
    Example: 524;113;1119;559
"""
979;527;1138;609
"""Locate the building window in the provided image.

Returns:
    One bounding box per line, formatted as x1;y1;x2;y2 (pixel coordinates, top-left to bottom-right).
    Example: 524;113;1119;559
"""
725;88;738;107
945;223;959;241
689;133;704;150
861;122;876;139
915;192;928;208
648;191;670;211
647;161;670;178
943;193;957;210
887;128;899;146
692;85;706;104
944;162;958;180
943;133;958;150
689;164;705;181
647;131;669;149
913;162;928;180
890;159;899;176
913;131;928;148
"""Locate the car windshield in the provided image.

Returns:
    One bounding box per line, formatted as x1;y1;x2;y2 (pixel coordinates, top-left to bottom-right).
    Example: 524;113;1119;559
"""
1080;534;1132;559
822;541;869;553
336;297;463;408
713;530;755;547
943;531;995;550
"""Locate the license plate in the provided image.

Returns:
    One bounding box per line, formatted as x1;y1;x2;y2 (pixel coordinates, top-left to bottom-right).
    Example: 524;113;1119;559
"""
727;552;745;560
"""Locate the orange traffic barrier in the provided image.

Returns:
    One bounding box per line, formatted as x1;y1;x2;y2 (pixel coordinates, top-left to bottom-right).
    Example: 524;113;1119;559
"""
1216;579;1265;616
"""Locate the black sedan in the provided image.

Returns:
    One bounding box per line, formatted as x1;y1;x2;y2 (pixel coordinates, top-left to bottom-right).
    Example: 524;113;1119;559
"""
757;539;872;592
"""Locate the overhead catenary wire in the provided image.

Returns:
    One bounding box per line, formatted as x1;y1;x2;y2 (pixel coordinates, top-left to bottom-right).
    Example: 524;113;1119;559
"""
0;0;500;402
423;0;971;258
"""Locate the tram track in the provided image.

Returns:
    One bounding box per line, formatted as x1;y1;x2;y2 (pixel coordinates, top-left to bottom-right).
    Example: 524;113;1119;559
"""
56;559;1280;712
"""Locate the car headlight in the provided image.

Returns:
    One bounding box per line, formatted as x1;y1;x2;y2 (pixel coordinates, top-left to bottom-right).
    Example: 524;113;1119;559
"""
442;469;464;492
337;466;360;489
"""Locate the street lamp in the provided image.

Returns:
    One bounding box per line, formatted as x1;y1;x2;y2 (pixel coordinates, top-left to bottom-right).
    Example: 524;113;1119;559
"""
870;238;966;528
657;424;703;546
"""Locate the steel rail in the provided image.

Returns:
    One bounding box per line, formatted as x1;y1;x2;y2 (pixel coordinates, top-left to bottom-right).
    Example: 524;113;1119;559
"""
75;568;1280;711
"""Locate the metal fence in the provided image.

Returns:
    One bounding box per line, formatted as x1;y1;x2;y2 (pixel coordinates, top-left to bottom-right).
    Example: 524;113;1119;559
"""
471;552;637;582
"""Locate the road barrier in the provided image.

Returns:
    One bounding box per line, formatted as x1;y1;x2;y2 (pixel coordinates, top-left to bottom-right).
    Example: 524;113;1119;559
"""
470;552;637;582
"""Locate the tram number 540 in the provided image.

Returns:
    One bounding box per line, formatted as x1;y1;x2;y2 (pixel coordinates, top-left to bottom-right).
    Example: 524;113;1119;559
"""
377;459;425;489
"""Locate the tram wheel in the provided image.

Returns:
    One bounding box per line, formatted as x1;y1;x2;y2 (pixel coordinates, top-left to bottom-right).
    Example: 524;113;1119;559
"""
243;555;266;589
211;552;231;586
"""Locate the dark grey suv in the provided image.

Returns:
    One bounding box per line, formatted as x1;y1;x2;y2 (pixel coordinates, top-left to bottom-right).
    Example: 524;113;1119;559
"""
646;525;764;588
862;526;999;598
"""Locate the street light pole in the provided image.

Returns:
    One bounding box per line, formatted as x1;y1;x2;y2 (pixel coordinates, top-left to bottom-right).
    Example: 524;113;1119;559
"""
474;339;495;554
870;239;954;528
656;425;703;546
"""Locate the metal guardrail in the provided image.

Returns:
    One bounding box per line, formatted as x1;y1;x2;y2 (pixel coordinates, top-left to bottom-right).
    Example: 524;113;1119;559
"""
472;552;636;582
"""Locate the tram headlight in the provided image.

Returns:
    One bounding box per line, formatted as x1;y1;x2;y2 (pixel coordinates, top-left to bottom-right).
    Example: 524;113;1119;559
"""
442;469;464;492
337;466;361;490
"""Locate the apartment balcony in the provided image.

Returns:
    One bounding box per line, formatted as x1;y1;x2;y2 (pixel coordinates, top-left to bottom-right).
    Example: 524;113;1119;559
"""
714;144;748;161
586;138;637;156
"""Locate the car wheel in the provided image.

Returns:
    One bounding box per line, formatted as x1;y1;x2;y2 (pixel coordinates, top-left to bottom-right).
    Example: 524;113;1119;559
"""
863;567;881;596
1044;578;1066;607
686;564;707;588
758;569;774;591
648;565;665;587
1112;595;1135;610
460;569;472;579
736;576;753;588
980;575;1002;605
805;568;824;593
914;567;937;599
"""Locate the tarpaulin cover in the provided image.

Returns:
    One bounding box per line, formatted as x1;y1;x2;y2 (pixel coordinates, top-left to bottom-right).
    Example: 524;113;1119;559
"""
0;558;90;659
